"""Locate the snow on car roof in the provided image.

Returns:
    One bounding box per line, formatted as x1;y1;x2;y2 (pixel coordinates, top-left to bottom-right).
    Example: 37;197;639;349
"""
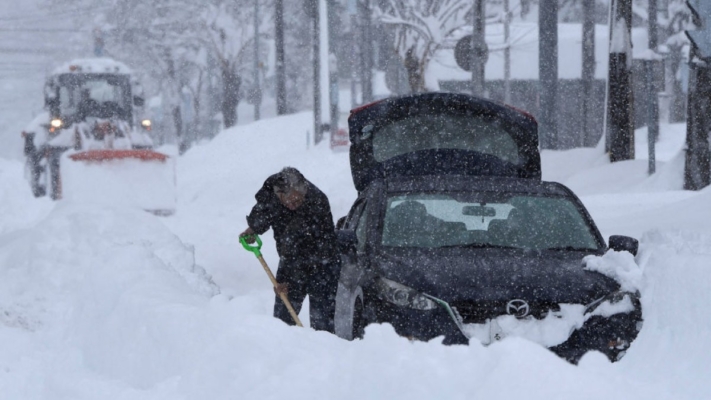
52;58;132;75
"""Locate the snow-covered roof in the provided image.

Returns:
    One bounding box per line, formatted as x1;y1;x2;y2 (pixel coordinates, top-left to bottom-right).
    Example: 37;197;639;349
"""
52;58;132;75
431;23;651;82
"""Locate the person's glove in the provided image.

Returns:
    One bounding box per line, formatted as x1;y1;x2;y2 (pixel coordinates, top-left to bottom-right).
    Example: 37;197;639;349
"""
240;227;256;244
274;282;289;297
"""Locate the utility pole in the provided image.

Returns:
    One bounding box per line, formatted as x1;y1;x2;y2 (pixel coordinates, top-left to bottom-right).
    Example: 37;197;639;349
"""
659;0;674;124
644;0;660;174
581;0;595;147
649;0;658;50
327;0;339;141
311;0;322;144
503;0;511;103
685;62;711;189
470;0;486;96
684;0;711;190
606;0;635;162
648;0;659;140
275;0;287;115
359;0;373;103
539;0;558;149
253;0;261;121
348;0;358;107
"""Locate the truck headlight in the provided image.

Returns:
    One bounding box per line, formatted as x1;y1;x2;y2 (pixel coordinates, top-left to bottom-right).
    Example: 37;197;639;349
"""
50;119;63;129
141;119;152;128
375;277;438;310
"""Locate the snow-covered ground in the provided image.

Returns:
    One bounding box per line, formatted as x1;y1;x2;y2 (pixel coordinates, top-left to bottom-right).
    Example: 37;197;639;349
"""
0;114;709;399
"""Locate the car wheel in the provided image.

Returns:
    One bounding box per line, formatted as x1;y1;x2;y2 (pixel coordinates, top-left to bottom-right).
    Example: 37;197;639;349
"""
352;297;365;340
26;155;46;198
31;170;46;197
48;153;61;200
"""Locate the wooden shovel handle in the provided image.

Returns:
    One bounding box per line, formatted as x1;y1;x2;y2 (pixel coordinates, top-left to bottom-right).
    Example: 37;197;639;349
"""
257;255;304;327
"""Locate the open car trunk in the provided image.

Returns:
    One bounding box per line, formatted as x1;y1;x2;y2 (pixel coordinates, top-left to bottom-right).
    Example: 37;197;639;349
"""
347;93;541;192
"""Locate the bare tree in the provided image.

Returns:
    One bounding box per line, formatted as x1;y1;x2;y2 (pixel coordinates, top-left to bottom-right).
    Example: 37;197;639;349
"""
377;0;471;92
203;0;272;128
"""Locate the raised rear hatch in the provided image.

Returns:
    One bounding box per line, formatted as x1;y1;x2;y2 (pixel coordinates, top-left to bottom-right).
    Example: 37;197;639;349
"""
348;93;540;192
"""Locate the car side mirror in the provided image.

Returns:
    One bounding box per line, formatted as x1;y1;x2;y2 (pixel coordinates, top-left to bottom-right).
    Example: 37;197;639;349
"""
609;235;638;256
337;229;357;253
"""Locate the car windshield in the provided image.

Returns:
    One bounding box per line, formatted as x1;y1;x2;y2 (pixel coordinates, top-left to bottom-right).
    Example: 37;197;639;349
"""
372;113;519;164
57;73;130;119
381;193;600;250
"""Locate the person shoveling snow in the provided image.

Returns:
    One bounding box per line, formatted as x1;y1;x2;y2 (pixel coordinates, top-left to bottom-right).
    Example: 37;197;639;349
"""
240;167;341;333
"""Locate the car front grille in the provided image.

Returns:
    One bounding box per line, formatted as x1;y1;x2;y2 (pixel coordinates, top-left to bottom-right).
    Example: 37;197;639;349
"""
450;300;561;324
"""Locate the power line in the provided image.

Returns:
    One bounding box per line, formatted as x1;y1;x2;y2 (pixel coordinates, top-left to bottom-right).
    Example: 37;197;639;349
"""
0;47;69;54
0;28;87;33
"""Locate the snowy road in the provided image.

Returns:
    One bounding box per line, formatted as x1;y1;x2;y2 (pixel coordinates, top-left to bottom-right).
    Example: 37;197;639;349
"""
0;114;709;399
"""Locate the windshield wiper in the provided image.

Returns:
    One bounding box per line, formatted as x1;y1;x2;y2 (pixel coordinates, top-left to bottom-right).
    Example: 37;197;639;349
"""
544;246;597;252
438;243;519;250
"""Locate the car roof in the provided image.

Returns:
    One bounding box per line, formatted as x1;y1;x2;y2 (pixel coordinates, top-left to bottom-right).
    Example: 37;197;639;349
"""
383;175;572;197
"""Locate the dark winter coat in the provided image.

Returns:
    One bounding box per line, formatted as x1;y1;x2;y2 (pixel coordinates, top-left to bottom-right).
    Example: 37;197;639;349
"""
246;174;339;262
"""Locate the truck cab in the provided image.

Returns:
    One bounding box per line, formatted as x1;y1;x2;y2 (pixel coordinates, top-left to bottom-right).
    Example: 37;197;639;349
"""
23;58;154;199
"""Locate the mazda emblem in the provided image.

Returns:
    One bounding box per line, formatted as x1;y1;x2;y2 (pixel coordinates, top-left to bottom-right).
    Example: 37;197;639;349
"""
506;299;530;318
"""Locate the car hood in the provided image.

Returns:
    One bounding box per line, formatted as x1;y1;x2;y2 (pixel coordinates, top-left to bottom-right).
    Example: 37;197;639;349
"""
374;248;620;305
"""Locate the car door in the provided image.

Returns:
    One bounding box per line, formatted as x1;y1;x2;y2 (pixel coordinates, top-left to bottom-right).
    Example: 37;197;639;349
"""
334;197;371;339
339;198;368;289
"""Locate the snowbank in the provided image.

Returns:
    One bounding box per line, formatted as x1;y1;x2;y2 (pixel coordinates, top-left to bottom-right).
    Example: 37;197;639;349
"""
60;152;177;213
1;114;710;399
542;123;687;195
0;202;217;397
0;158;53;235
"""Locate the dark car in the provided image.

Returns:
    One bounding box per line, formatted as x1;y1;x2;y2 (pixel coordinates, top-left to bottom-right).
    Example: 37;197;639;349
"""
334;93;642;363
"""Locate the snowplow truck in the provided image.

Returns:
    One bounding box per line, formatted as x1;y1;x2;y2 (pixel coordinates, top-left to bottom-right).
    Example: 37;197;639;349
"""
22;58;175;214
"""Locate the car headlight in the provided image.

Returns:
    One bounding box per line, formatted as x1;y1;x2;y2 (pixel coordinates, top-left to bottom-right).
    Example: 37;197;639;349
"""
375;277;438;310
50;119;63;129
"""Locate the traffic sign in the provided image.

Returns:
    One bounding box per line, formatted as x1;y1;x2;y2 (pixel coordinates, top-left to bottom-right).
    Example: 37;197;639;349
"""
454;35;489;72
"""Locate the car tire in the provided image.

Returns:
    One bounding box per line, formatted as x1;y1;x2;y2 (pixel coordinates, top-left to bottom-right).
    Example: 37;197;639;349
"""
30;166;46;197
48;152;61;200
32;182;46;198
334;283;365;340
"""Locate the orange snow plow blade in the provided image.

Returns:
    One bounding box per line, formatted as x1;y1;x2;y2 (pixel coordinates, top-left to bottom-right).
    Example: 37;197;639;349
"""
69;149;169;162
61;149;176;215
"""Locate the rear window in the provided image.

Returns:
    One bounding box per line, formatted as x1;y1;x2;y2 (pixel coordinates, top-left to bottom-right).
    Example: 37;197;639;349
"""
372;113;519;163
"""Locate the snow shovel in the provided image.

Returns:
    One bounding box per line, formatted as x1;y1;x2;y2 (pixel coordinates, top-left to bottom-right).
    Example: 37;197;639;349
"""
240;234;303;327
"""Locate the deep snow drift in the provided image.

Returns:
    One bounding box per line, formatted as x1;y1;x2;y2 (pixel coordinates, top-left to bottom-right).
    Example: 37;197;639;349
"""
0;113;709;399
